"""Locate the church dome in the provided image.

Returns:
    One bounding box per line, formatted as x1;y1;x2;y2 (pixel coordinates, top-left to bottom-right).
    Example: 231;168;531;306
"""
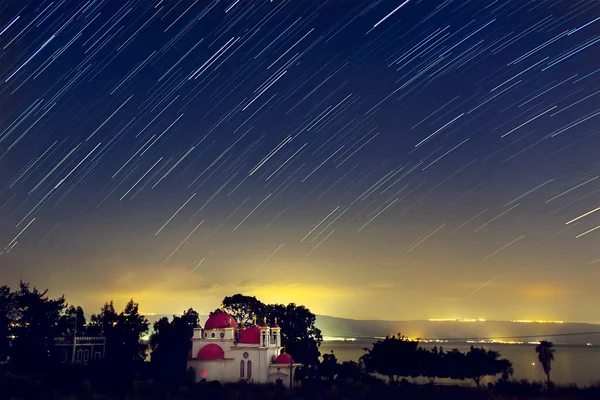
238;325;261;344
197;344;225;360
204;312;238;330
274;353;294;364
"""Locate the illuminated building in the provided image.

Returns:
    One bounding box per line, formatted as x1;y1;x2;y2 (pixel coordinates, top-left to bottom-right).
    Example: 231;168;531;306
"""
187;311;301;387
54;336;106;363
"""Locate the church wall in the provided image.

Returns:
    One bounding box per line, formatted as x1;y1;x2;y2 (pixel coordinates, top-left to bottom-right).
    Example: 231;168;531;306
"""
268;365;295;388
188;359;233;382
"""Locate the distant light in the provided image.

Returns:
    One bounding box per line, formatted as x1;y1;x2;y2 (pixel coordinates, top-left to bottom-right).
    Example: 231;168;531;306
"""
428;318;486;323
531;362;536;366
322;336;357;342
587;343;593;346
201;369;208;377
511;320;564;324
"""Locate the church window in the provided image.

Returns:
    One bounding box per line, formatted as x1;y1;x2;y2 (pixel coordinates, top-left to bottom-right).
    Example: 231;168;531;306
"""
247;360;252;378
76;350;83;361
240;360;245;378
83;349;89;361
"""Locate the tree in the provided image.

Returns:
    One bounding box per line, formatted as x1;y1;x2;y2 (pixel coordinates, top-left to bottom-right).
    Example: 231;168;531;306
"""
267;303;322;366
337;360;363;383
58;305;86;337
88;301;118;337
463;346;512;387
9;281;66;369
114;299;149;364
220;294;266;326
499;358;514;382
418;346;446;384
535;340;555;386
360;334;420;383
0;286;15;362
444;348;467;381
319;351;338;380
218;294;323;367
150;308;199;383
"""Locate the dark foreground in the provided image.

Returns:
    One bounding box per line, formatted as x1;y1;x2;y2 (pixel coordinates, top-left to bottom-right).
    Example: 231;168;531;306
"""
2;367;600;400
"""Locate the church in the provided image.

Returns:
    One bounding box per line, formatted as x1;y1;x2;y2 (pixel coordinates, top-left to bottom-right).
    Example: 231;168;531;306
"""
187;310;302;387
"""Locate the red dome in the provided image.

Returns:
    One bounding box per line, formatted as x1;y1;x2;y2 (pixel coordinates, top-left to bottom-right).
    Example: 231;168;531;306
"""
204;312;238;330
274;353;294;364
197;344;225;360
238;325;261;344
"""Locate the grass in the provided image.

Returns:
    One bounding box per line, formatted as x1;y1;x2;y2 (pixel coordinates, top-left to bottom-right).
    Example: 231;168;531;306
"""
2;366;600;400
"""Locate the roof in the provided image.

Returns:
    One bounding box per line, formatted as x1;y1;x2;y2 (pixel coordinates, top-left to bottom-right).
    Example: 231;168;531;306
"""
274;353;294;364
238;325;261;344
204;312;238;330
197;344;225;360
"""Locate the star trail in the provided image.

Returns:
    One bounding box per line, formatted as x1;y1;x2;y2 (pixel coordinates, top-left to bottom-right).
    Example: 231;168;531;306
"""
1;0;600;322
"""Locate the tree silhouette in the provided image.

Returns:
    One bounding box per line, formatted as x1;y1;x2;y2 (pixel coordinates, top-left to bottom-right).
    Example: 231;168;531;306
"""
267;303;322;366
444;348;467;381
88;301;118;337
535;340;555;386
337;360;363;383
418;346;446;384
115;299;149;364
59;305;86;336
0;285;15;362
360;334;419;383
9;281;66;369
220;294;266;325
150;308;198;383
463;346;512;387
217;295;323;366
319;351;338;380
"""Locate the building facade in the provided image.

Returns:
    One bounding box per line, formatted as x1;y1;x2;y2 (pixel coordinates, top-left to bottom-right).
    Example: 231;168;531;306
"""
187;311;301;387
54;336;106;363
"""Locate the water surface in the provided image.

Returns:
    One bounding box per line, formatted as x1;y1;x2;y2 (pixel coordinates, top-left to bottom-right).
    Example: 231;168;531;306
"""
321;339;600;386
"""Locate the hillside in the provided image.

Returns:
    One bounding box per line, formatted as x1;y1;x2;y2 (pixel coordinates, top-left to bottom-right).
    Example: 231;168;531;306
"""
144;314;600;345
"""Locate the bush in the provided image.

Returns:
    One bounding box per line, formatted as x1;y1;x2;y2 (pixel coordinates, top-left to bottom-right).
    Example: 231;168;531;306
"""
494;378;544;396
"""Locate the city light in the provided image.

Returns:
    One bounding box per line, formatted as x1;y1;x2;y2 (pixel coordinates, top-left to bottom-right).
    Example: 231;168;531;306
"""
428;318;487;322
511;320;564;324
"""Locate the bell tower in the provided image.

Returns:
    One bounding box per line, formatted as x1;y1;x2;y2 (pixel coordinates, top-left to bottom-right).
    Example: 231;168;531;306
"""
259;316;270;347
271;317;281;347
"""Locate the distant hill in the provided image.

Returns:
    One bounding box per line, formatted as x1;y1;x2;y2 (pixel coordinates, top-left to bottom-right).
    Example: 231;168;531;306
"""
314;315;600;345
143;314;600;345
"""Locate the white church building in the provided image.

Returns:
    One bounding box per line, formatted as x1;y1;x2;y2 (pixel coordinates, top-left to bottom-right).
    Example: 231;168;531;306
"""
187;310;302;387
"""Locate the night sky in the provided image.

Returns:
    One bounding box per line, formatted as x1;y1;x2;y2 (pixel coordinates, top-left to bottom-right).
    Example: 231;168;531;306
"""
1;0;600;323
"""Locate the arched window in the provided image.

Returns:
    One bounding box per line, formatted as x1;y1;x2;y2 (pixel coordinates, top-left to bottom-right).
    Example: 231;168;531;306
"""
76;350;83;361
247;360;252;379
83;349;89;361
240;360;245;378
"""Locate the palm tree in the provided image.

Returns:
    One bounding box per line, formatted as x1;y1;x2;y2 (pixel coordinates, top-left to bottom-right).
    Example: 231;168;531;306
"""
535;340;555;386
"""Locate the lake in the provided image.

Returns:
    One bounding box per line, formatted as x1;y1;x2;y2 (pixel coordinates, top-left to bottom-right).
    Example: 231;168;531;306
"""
321;339;600;386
